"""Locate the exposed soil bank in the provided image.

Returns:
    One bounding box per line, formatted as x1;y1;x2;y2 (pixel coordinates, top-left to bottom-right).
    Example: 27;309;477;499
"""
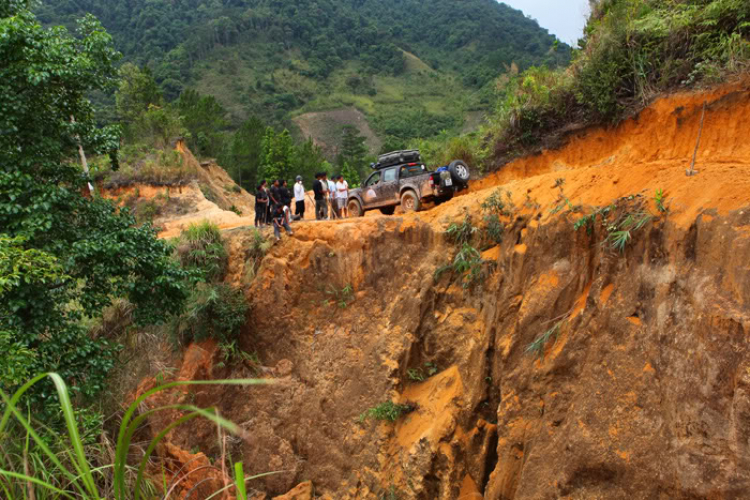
134;82;750;499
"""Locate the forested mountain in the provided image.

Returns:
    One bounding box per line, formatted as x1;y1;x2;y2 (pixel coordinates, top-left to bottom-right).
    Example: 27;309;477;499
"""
37;0;569;129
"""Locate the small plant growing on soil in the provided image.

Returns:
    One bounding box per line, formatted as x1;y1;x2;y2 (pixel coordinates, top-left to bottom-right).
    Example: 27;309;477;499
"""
655;188;667;213
230;204;243;215
549;178;579;215
326;284;354;308
445;213;478;246
604;210;653;253
483;213;505;245
359;401;416;422
433;243;487;289
525;321;564;358
481;188;514;217
217;340;261;370
407;362;439;382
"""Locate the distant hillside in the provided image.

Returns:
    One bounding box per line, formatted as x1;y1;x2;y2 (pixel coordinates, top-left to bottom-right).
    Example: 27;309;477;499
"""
37;0;570;144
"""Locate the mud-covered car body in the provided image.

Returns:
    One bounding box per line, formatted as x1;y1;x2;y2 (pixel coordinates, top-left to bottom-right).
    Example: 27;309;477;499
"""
346;152;470;216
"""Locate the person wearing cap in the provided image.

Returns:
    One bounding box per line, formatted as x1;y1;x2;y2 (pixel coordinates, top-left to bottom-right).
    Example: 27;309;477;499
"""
294;175;306;220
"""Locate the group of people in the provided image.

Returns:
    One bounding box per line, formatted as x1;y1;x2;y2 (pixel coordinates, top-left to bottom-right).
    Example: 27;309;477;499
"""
312;172;349;221
254;173;350;240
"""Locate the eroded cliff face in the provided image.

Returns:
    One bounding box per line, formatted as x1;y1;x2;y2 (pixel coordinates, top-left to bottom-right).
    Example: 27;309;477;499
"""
136;81;750;499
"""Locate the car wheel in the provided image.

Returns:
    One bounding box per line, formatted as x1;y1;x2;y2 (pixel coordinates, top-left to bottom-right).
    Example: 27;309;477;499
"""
401;190;421;213
347;198;364;217
449;160;471;184
380;206;396;216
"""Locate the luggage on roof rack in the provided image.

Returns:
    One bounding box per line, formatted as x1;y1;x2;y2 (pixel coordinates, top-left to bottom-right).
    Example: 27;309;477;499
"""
371;150;422;169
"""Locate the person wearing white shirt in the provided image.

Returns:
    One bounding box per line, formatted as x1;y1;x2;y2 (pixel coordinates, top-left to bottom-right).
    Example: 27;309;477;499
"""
294;176;306;219
335;175;349;218
327;177;337;219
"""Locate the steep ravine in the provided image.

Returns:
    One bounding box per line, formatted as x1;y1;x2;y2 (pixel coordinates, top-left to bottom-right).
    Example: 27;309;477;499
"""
135;82;750;499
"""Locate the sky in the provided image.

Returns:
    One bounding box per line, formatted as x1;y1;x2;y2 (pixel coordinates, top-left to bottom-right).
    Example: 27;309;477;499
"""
500;0;591;44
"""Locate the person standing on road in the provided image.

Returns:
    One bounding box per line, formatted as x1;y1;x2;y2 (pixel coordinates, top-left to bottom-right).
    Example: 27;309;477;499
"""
255;180;269;227
335;175;348;218
327;175;337;219
294;176;306;220
313;172;327;220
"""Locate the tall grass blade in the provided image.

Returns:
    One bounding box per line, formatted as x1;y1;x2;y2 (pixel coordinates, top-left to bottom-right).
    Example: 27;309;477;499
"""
234;462;246;500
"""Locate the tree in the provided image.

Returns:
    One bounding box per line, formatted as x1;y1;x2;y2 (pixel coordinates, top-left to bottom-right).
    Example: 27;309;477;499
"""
338;125;369;181
219;116;266;191
116;63;185;146
260;127;294;182
292;137;327;186
176;89;229;158
0;3;188;410
341;162;361;188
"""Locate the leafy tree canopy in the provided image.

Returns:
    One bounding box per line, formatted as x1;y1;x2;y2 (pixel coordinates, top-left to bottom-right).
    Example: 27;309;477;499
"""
0;0;188;409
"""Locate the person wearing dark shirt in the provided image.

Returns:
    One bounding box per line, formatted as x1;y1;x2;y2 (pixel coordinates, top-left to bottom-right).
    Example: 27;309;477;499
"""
255;181;269;227
312;172;328;220
272;203;293;241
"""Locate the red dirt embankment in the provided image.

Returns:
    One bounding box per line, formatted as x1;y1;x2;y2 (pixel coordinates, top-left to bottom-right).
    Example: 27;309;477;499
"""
132;81;750;499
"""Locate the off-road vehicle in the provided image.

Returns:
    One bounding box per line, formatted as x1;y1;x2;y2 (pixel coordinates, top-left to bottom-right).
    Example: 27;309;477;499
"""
346;150;470;216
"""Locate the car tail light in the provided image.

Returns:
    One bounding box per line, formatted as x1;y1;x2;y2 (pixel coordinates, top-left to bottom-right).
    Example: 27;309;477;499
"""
429;174;435;186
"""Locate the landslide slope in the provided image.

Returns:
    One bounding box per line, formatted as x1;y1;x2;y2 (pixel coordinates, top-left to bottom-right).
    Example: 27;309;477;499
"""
136;81;750;499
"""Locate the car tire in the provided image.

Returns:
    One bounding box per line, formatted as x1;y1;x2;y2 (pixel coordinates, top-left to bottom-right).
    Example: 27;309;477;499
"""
348;198;364;217
380;206;396;216
400;190;421;213
449;160;471;185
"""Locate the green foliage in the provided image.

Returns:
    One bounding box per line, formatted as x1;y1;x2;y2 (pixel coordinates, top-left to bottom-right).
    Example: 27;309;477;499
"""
219;116;266;191
176;89;230;158
407;362;438;382
435;242;486;289
0;372;268;499
176;221;228;281
217;340;261;369
172;282;249;345
360;401;416;422
483;214;505;245
260;128;295;182
338;125;369;176
655;188;667;213
484;0;750;163
481;189;514;217
445;214;478;246
526;322;563;358
604;210;654;252
325;284;354;309
0;1;189;411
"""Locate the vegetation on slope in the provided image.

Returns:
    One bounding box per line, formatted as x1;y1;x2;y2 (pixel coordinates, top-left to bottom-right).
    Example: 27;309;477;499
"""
36;0;570;147
419;0;750;171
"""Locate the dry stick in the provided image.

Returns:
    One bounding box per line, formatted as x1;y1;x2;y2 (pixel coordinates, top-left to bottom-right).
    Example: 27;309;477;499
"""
687;101;707;176
23;448;36;500
70;116;95;195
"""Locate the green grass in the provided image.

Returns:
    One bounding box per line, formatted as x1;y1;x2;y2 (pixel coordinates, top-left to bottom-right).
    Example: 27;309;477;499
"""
0;373;273;499
359;401;416;423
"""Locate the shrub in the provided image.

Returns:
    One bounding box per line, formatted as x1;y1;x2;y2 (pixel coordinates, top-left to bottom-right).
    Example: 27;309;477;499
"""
0;372;266;499
172;283;248;345
176;221;228;281
445;214;478;246
359;401;416;422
